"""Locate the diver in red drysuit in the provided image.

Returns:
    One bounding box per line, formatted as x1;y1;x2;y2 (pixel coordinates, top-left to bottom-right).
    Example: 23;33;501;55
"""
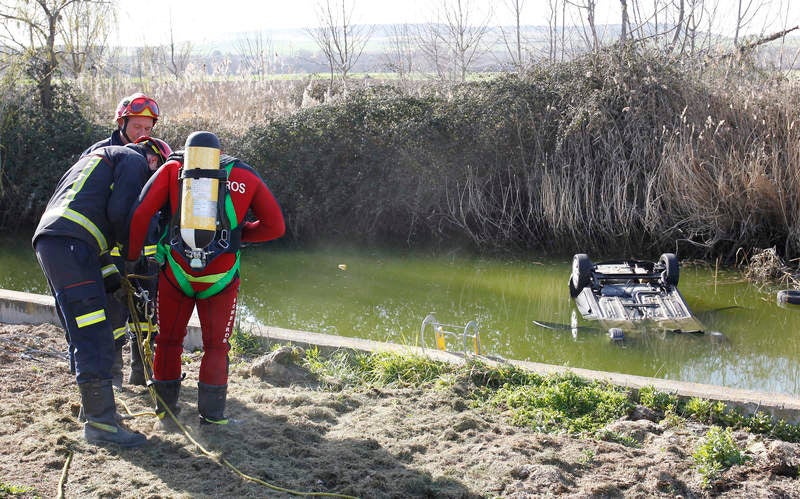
127;131;285;425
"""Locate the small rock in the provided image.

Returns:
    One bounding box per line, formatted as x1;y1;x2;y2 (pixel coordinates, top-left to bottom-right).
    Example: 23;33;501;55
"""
765;440;800;477
629;404;661;422
605;419;662;444
249;346;313;386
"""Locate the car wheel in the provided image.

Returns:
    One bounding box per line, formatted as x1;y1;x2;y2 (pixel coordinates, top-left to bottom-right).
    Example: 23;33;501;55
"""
570;254;593;297
659;253;679;286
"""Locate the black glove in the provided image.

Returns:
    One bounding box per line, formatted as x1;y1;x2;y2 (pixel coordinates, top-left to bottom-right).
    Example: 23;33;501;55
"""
124;259;138;277
142;256;161;276
112;284;128;304
128;255;161;276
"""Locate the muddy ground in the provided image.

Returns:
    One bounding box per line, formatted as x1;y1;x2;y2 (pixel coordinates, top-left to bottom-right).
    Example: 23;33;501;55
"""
2;323;800;498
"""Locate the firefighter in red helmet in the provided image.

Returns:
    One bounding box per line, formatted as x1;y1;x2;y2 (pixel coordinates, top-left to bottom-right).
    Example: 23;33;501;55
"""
82;92;160;155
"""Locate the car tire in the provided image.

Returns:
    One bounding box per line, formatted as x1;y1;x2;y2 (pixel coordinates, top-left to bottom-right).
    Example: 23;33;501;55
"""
570;254;593;297
777;290;800;305
659;253;679;286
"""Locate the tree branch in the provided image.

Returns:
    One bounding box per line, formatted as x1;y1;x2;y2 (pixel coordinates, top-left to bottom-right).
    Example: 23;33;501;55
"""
720;26;800;59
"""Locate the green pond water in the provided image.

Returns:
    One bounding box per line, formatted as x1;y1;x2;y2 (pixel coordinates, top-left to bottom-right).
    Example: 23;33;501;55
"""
7;237;800;396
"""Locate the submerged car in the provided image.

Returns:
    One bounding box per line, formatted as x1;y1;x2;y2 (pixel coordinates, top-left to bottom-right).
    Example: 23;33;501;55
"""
568;253;705;334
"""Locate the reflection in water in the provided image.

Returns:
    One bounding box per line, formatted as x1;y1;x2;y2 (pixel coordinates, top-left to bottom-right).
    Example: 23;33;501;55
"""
3;237;800;396
680;353;800;395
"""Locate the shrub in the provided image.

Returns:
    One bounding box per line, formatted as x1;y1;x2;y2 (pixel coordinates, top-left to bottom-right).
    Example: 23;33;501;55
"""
638;385;679;412
6;48;800;260
0;80;96;229
693;426;747;488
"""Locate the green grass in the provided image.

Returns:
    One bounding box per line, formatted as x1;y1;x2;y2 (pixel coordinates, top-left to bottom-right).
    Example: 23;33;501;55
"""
488;372;633;435
0;482;38;497
638;385;800;443
303;350;634;435
638;385;679;412
693;426;747;488
228;325;264;358
303;347;371;388
294;347;800;444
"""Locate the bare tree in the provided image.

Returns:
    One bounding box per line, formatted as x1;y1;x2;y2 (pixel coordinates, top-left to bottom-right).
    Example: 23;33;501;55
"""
733;0;766;47
679;0;717;57
134;44;160;80
666;0;685;54
308;0;373;92
627;0;665;45
626;0;700;54
775;0;800;71
567;0;600;52
0;0;106;111
162;12;192;78
58;0;113;77
236;31;274;79
619;0;629;43
414;20;449;80
384;23;416;82
546;0;560;62
499;0;526;70
437;0;493;81
560;0;568;60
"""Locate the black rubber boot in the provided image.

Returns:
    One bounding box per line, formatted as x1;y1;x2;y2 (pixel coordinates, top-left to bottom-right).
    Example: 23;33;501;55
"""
198;382;228;425
150;379;182;419
128;337;149;386
77;403;124;424
79;379;147;447
111;340;124;390
150;378;182;432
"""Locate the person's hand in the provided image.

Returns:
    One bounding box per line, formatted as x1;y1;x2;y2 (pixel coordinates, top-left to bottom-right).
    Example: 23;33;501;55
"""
144;256;161;276
112;285;128;304
124;259;138;277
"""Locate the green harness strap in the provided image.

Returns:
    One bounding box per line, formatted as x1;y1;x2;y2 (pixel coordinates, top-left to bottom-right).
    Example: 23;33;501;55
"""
161;161;240;299
166;251;240;299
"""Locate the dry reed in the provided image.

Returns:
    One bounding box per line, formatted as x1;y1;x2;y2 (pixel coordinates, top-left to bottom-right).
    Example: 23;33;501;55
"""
49;53;800;259
741;247;800;289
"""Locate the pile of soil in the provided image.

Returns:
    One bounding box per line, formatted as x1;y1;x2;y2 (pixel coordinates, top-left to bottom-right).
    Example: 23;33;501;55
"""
2;323;800;498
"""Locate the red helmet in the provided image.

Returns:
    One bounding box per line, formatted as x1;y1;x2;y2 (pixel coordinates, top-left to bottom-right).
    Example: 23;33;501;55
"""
134;136;172;166
115;92;159;123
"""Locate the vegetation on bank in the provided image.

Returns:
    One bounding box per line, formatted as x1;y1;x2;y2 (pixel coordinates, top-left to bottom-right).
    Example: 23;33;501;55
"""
295;346;800;444
693;426;749;488
2;49;800;263
228;330;800;489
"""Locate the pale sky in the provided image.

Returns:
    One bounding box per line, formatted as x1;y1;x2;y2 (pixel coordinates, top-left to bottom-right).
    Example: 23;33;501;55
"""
114;0;800;47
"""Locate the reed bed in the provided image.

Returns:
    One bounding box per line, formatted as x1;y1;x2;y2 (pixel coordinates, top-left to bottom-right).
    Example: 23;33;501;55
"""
739;246;800;290
76;76;306;123
4;49;800;264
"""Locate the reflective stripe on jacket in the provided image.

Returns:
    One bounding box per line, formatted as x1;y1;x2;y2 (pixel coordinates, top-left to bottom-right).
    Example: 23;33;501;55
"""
33;145;151;255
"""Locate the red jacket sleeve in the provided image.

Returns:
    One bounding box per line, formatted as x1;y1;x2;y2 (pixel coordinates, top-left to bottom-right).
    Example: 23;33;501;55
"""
241;180;285;243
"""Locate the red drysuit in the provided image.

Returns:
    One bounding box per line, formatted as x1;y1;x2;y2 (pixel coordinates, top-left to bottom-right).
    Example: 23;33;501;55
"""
127;155;285;385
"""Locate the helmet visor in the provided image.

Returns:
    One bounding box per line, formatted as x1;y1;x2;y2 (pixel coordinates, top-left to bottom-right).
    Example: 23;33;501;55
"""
127;96;159;117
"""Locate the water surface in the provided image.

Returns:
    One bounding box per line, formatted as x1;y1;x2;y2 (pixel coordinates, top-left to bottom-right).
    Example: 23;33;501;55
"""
10;237;800;395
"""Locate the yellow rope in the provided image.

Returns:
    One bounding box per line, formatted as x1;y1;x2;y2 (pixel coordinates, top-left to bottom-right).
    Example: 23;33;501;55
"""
122;275;359;499
57;451;72;499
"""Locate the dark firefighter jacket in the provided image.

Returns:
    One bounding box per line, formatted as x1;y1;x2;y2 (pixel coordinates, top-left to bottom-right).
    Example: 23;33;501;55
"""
33;145;151;255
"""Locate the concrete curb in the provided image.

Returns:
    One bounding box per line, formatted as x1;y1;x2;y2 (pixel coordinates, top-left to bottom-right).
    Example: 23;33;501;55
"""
4;288;800;423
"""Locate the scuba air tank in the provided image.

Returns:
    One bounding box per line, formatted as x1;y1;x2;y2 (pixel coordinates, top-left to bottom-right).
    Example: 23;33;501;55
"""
179;131;223;269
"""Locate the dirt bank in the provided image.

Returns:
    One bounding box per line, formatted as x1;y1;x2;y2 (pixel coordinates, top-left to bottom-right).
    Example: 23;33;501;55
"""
2;323;800;498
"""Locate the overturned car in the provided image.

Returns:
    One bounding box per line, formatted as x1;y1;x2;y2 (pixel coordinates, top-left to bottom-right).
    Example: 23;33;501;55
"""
568;253;705;334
